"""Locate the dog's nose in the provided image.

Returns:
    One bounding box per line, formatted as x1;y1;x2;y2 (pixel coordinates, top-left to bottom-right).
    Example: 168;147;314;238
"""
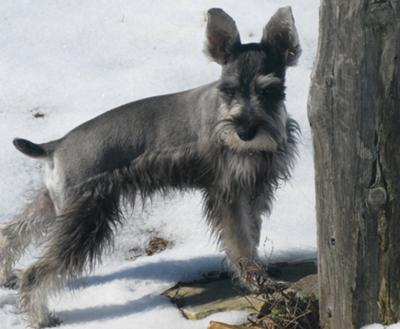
236;126;257;141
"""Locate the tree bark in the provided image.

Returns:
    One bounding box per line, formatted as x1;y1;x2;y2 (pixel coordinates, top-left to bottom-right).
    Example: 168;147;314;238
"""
308;0;400;328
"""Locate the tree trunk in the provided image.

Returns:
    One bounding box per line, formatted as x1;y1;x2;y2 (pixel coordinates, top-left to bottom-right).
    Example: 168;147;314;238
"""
308;1;400;328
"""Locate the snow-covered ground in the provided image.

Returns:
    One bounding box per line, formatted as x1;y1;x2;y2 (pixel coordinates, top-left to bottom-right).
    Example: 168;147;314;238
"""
362;324;400;329
0;1;319;328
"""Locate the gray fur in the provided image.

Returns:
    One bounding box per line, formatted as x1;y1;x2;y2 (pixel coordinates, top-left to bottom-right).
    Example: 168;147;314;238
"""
205;8;241;64
261;6;302;66
0;7;300;328
0;189;55;287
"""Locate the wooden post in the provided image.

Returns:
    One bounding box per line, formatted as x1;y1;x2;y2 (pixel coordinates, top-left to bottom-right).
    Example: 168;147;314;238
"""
308;1;400;328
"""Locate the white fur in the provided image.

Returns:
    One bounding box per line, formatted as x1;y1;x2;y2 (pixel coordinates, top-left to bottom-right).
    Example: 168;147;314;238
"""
0;224;12;285
44;159;64;214
215;102;285;152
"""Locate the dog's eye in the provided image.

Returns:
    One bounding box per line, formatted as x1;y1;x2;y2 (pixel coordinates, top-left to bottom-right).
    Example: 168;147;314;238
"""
257;84;285;100
218;82;238;98
219;86;236;98
218;77;240;99
223;88;236;97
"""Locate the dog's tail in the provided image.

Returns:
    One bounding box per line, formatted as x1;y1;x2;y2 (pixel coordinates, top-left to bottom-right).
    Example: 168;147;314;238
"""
12;138;59;158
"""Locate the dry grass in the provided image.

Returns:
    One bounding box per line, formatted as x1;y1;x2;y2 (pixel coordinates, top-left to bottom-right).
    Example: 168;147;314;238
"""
246;290;319;329
237;259;320;329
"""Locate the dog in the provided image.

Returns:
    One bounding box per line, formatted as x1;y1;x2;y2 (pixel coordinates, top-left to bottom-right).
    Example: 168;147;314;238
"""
0;7;300;328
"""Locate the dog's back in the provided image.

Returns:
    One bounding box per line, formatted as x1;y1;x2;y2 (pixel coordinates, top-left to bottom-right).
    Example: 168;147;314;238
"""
14;83;217;195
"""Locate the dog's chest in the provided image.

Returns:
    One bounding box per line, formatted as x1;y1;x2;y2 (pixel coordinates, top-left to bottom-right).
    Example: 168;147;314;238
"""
208;150;272;191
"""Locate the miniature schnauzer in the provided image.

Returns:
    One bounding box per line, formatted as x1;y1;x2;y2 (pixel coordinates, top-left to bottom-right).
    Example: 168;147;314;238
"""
0;7;301;328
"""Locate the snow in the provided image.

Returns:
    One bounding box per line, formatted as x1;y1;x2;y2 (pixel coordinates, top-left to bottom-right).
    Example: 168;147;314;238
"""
0;1;320;328
362;324;400;329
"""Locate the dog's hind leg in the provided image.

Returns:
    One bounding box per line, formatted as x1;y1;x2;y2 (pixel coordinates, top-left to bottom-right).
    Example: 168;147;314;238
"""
0;189;56;288
18;184;122;328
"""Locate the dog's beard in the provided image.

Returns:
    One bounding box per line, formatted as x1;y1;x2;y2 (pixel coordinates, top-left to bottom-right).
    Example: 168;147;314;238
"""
213;103;287;153
216;123;278;152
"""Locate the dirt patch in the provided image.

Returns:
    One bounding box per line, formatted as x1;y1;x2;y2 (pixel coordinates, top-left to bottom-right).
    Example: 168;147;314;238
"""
145;236;170;256
33;111;45;118
127;236;171;260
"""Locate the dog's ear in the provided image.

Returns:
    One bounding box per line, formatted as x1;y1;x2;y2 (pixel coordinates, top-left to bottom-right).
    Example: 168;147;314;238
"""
261;7;301;66
205;8;241;65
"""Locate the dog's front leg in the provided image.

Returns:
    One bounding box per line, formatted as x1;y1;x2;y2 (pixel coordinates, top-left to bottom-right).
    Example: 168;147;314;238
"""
220;195;258;266
204;191;268;289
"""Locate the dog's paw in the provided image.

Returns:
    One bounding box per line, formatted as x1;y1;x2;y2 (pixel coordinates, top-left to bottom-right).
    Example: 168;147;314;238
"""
237;258;287;294
2;275;19;290
0;270;22;290
45;313;62;328
33;313;62;329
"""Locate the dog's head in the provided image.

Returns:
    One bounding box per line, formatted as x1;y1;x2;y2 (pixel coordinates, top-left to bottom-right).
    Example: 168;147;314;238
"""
205;7;300;153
